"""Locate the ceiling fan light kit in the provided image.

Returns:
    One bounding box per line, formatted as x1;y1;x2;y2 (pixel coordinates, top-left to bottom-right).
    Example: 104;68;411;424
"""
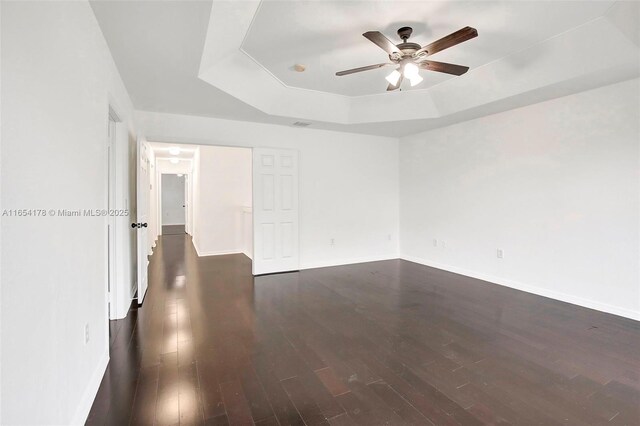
385;69;402;86
336;25;478;92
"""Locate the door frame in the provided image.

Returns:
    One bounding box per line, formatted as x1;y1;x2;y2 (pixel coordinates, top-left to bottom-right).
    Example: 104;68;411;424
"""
136;138;152;306
106;106;120;320
158;172;187;233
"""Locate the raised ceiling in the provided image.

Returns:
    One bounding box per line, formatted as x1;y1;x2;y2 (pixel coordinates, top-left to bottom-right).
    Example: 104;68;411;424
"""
241;1;613;96
91;1;640;137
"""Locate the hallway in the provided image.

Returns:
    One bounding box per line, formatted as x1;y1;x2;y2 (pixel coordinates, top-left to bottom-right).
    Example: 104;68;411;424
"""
87;234;640;425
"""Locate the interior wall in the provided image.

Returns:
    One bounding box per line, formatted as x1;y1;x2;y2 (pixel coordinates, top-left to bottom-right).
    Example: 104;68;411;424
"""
399;78;640;320
1;2;136;424
136;111;400;269
161;174;186;226
192;146;252;256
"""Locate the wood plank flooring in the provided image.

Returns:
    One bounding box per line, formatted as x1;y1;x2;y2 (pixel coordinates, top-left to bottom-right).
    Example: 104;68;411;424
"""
162;225;186;235
87;234;640;425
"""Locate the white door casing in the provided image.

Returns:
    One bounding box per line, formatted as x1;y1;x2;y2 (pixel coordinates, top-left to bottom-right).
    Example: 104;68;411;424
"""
136;140;150;304
252;148;299;275
107;115;117;318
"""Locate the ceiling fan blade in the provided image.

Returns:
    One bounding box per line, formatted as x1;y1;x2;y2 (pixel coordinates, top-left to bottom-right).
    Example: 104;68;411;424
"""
363;31;401;55
418;26;478;56
335;63;393;76
419;60;469;76
387;73;404;91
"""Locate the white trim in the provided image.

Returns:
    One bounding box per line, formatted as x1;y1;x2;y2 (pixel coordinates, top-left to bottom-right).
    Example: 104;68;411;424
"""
192;239;243;258
300;254;399;271
401;254;640;322
70;350;109;425
196;250;243;257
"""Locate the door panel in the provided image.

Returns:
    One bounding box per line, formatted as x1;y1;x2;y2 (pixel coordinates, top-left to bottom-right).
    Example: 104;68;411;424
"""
136;140;150;304
252;148;299;275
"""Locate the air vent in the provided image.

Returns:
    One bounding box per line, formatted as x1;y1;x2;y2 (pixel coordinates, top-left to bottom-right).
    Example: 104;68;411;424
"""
292;121;311;127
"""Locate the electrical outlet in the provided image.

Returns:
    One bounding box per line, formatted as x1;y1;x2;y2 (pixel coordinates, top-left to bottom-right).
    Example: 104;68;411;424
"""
440;241;446;249
330;238;335;246
84;323;90;345
387;234;392;241
433;239;438;247
497;249;504;259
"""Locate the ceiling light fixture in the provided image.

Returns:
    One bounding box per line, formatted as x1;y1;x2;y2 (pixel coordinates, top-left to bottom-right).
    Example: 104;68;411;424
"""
168;147;180;155
409;74;424;87
403;62;419;79
403;62;424;87
169;158;179;164
385;69;401;86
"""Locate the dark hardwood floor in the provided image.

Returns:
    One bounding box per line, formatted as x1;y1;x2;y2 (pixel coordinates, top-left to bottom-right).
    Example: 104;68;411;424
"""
162;225;186;235
87;234;640;425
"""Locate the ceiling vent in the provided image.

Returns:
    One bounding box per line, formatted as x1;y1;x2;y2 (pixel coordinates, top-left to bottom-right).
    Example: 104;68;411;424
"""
292;121;311;127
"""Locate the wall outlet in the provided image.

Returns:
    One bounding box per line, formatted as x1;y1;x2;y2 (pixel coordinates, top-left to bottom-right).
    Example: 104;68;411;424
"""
433;239;438;247
330;238;335;246
387;234;392;241
84;323;90;345
440;241;446;249
497;249;504;259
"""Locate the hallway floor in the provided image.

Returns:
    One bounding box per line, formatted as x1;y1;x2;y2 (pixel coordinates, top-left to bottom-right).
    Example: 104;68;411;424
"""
87;234;640;425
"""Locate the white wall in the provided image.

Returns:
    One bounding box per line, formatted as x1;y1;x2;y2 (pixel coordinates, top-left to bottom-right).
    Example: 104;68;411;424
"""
192;146;252;256
136;111;400;269
1;2;136;424
399;78;640;320
161;174;186;226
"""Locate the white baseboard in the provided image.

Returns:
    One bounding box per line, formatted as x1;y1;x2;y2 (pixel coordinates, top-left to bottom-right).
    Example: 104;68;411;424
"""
401;254;640;322
70;349;109;425
193;240;242;258
197;250;242;257
300;254;399;270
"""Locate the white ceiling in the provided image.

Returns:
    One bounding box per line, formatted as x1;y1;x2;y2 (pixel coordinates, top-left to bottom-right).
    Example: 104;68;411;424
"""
90;1;266;122
91;1;640;137
241;1;613;96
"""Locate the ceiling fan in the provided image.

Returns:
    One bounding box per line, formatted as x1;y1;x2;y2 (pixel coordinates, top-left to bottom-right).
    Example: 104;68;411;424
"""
336;26;478;91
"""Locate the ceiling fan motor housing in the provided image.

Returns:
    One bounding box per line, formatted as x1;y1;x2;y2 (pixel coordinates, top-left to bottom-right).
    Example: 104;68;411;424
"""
397;26;413;41
391;27;422;61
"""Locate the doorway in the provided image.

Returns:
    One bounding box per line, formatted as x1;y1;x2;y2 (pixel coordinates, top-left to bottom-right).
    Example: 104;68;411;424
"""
138;142;299;287
161;173;186;235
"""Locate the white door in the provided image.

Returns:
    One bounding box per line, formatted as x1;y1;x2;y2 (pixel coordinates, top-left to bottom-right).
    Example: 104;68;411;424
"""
136;140;150;304
252;148;299;275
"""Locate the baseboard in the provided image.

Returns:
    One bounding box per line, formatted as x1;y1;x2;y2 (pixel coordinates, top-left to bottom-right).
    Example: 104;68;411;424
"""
197;250;243;257
70;349;109;425
300;254;399;270
401;254;640;322
193;240;242;258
